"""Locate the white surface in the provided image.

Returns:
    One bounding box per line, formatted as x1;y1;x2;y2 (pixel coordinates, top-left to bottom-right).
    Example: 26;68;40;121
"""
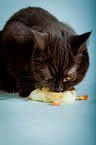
0;91;96;145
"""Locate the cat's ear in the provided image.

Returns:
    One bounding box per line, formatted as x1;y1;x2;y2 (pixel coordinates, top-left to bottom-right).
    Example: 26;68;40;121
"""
72;31;92;53
31;30;48;50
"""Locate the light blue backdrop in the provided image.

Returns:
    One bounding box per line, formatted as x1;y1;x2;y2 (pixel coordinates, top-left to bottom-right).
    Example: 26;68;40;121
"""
0;1;96;145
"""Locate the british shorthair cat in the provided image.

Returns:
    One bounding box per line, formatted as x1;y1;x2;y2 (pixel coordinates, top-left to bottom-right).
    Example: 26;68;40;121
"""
0;7;91;97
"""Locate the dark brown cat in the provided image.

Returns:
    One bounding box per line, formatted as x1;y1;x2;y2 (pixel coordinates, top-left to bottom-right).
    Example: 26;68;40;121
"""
0;7;91;97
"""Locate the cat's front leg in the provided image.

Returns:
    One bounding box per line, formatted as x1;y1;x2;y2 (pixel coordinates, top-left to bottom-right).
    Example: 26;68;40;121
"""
3;84;17;93
17;77;35;97
2;76;17;93
17;87;30;97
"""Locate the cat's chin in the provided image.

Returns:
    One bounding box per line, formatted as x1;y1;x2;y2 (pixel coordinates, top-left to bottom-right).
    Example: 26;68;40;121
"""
45;86;69;92
69;87;75;91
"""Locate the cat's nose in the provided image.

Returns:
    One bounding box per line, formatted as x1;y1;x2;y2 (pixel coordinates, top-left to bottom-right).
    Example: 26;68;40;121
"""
56;87;63;92
56;85;63;92
56;82;63;92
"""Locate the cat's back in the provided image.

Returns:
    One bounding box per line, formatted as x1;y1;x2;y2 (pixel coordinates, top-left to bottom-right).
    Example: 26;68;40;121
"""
3;7;75;36
5;7;59;29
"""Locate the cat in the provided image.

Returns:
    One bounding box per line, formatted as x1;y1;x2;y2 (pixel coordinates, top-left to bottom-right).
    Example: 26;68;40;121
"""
0;7;91;97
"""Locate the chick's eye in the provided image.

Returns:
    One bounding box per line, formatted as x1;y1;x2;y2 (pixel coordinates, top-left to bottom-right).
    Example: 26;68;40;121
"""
66;76;75;81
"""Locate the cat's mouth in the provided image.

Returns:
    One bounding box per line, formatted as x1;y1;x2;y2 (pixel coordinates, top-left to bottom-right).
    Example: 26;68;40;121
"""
46;86;64;92
47;85;75;92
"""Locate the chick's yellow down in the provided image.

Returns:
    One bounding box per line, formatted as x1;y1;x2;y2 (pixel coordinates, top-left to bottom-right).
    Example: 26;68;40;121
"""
27;87;76;104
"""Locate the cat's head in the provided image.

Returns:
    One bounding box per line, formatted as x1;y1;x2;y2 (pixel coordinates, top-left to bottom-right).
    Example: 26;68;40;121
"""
30;30;91;92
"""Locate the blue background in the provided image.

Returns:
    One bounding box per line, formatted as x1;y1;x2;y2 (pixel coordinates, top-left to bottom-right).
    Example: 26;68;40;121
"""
0;0;96;145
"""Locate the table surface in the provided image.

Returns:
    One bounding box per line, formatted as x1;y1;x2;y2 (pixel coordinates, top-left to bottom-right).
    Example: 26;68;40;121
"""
0;90;96;145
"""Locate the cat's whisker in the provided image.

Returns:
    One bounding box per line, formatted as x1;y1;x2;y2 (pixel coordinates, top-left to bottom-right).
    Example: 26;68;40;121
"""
23;86;34;93
19;83;34;87
18;76;34;80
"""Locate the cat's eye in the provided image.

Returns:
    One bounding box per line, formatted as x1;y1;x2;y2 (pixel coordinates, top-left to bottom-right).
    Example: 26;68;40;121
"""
66;76;75;81
46;77;54;80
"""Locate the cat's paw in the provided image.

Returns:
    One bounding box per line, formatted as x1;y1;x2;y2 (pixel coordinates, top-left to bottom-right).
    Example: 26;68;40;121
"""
3;89;17;93
17;88;31;97
3;87;17;93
